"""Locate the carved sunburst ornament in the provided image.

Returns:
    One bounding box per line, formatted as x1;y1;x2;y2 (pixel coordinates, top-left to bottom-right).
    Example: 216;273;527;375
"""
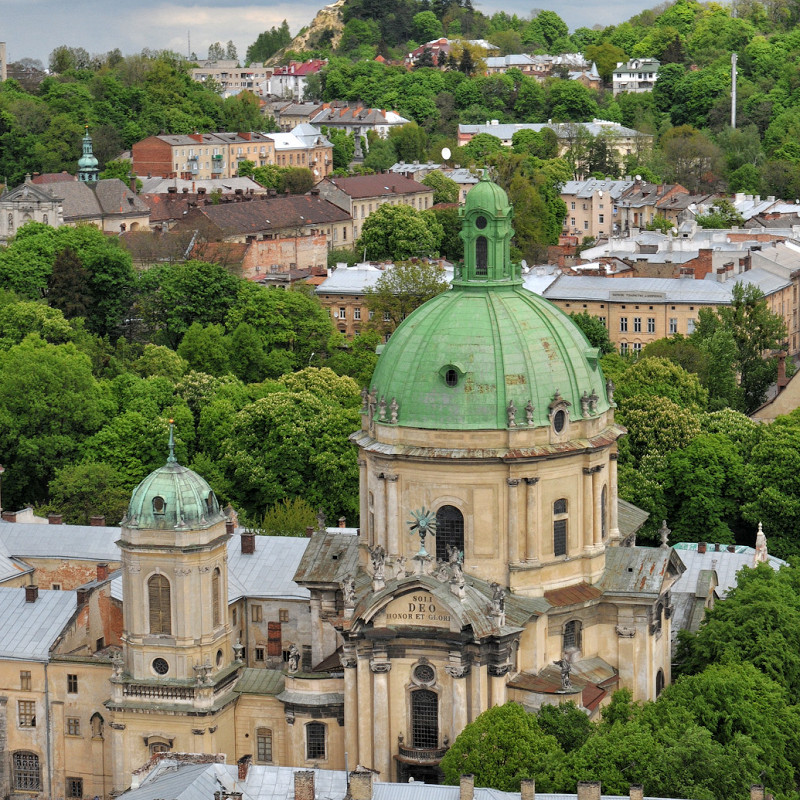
407;507;437;556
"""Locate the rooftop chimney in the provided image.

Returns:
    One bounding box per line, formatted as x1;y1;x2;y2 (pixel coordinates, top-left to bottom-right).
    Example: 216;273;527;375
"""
459;775;475;800
241;531;256;554
698;542;707;554
305;526;314;538
97;563;109;582
226;519;235;535
751;787;765;800
727;544;736;552
520;779;536;800
1;511;16;522
90;515;105;527
338;516;346;528
77;587;89;607
237;755;251;781
630;785;644;800
577;782;602;800
349;768;375;800
293;770;315;800
48;513;62;525
25;585;38;603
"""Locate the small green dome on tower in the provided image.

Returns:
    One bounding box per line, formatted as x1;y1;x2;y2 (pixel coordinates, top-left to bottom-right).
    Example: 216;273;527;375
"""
123;424;223;529
367;177;609;431
78;125;99;183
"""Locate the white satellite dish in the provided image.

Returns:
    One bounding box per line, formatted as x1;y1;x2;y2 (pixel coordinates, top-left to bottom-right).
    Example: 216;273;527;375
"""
598;190;603;198
441;147;451;161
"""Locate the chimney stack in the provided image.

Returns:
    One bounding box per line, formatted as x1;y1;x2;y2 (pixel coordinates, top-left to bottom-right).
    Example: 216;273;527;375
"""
338;516;346;528
90;515;105;527
349;768;375;800
226;518;235;535
48;513;63;525
241;531;256;554
77;587;89;607
577;782;602;800
521;779;536;800
1;511;16;522
630;785;644;800
698;542;707;554
25;585;38;603
727;544;736;552
237;755;251;781
97;563;109;582
459;775;475;800
293;771;315;800
751;787;765;800
305;526;314;537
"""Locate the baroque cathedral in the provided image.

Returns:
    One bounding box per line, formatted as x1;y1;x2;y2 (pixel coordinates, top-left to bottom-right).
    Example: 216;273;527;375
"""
0;176;682;797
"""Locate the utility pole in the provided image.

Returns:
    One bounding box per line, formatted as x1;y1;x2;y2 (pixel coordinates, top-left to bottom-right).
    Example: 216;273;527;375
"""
731;52;738;129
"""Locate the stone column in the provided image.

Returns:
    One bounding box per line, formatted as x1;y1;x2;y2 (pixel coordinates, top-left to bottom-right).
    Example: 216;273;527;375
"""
488;665;508;707
592;466;605;546
370;658;391;780
524;478;539;562
375;474;387;552
609;453;620;538
109;721;127;795
469;664;488;722
0;697;7;800
384;474;399;556
358;459;368;544
343;649;359;766
507;479;520;565
446;666;469;738
582;468;594;552
356;651;373;768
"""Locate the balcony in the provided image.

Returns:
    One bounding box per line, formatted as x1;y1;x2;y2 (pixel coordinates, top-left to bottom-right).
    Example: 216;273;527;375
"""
396;744;449;764
212;154;223;161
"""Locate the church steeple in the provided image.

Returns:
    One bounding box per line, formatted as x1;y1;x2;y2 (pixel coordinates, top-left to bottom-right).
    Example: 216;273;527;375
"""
78;125;99;183
457;172;518;285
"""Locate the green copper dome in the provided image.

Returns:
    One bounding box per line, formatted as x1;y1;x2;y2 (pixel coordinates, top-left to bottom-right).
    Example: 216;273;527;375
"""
124;428;223;529
367;177;609;431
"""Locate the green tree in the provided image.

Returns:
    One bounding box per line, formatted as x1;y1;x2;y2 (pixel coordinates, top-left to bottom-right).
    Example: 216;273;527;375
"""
387;122;428;163
458;133;503;165
421;169;460;204
440;703;565;791
250;497;318;536
365;259;449;334
413;11;444;42
615;356;708;412
695;199;746;229
570;311;614;354
585;43;628;84
45;461;129;526
48;246;92;320
133;344;187;381
357;204;444;261
177;323;231;376
363;138;396;172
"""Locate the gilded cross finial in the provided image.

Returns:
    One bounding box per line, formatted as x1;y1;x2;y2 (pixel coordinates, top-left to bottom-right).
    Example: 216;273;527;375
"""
167;419;176;463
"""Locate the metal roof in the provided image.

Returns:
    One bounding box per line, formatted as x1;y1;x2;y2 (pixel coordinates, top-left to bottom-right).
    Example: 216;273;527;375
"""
227;534;311;602
599;546;683;596
0;588;77;661
294;530;359;586
618;499;650;539
0;521;120;561
234;667;285;696
543;274;733;304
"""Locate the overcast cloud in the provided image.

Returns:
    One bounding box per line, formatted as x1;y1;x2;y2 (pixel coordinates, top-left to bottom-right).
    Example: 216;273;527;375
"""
1;0;652;66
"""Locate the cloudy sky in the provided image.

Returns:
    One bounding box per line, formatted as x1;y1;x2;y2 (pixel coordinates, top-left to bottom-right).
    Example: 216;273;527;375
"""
1;0;653;66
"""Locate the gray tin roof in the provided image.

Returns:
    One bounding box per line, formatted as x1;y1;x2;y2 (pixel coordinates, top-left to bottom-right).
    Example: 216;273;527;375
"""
227;534;311;602
0;520;121;561
0;588;77;660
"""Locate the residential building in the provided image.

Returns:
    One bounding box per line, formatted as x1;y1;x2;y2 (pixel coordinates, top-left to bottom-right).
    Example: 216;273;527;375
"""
405;38;498;67
268;124;334;179
133;132;278;180
310;104;410;140
569;62;602;91
172;192;353;250
612;58;660;96
561;178;635;238
267;60;327;101
389;163;481;203
616;180;688;232
274;102;326;131
484;54;537;76
190;60;271;97
457;120;652;163
315;174;434;239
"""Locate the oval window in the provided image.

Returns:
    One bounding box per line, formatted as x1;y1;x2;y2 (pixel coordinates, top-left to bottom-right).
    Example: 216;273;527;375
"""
475;215;487;229
414;664;435;683
216;649;223;667
152;658;169;675
153;496;166;514
553;409;566;433
445;369;458;387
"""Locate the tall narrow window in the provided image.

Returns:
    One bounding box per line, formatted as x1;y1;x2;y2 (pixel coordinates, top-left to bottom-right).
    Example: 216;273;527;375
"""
306;721;326;760
148;574;171;635
435;505;464;562
212;567;221;627
13;752;40;791
601;485;607;539
563;620;582;652
256;728;273;763
475;235;488;275
411;689;438;749
656;668;665;697
553;499;568;557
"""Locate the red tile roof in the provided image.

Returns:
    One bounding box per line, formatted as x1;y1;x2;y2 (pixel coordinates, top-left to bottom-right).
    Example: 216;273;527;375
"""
323;174;430;199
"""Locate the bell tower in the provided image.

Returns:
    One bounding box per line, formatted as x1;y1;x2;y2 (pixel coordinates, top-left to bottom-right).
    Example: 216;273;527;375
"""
108;425;239;791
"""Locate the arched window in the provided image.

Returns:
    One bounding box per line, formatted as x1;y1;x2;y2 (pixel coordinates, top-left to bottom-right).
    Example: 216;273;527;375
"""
90;712;104;739
601;485;607;539
553;499;568;557
656;668;665;697
7;214;13;234
212;567;221;627
435;505;464;562
306;721;326;760
475;235;488;276
149;740;171;756
411;689;438;749
256;727;273;763
563;620;582;653
12;752;41;791
148;574;171;635
42;214;48;225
